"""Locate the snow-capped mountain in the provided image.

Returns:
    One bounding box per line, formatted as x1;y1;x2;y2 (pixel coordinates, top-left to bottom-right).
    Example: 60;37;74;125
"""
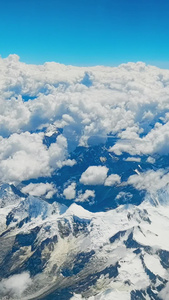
1;184;169;300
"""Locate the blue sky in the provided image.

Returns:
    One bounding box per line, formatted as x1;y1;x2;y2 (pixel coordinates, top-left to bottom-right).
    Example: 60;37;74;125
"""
0;0;169;67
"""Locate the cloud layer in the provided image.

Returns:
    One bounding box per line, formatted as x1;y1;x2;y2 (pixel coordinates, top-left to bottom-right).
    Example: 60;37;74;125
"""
1;55;169;184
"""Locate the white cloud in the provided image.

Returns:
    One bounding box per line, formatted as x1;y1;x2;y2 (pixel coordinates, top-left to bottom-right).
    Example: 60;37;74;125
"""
0;55;169;150
76;190;95;202
21;182;57;198
0;272;32;298
63;182;76;200
0;132;72;184
62;159;77;167
48;134;69;169
115;191;133;201
109;121;169;157
80;166;109;185
104;174;121;186
0;96;30;136
127;169;169;194
1;56;169;183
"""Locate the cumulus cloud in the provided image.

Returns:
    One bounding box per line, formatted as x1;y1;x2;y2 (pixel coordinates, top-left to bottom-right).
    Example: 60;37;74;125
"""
62;159;77;167
63;182;76;200
0;132;73;184
80;166;109;185
75;190;95;203
1;55;169;183
0;55;169;149
127;169;169;194
21;182;57;198
104;174;121;186
0;96;30;137
0;272;32;298
109;121;169;156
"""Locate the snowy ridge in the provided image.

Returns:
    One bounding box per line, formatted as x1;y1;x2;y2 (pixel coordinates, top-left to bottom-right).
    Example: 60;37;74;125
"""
0;185;169;299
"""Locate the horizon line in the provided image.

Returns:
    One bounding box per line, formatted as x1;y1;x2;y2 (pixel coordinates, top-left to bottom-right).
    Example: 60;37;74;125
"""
1;53;169;70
